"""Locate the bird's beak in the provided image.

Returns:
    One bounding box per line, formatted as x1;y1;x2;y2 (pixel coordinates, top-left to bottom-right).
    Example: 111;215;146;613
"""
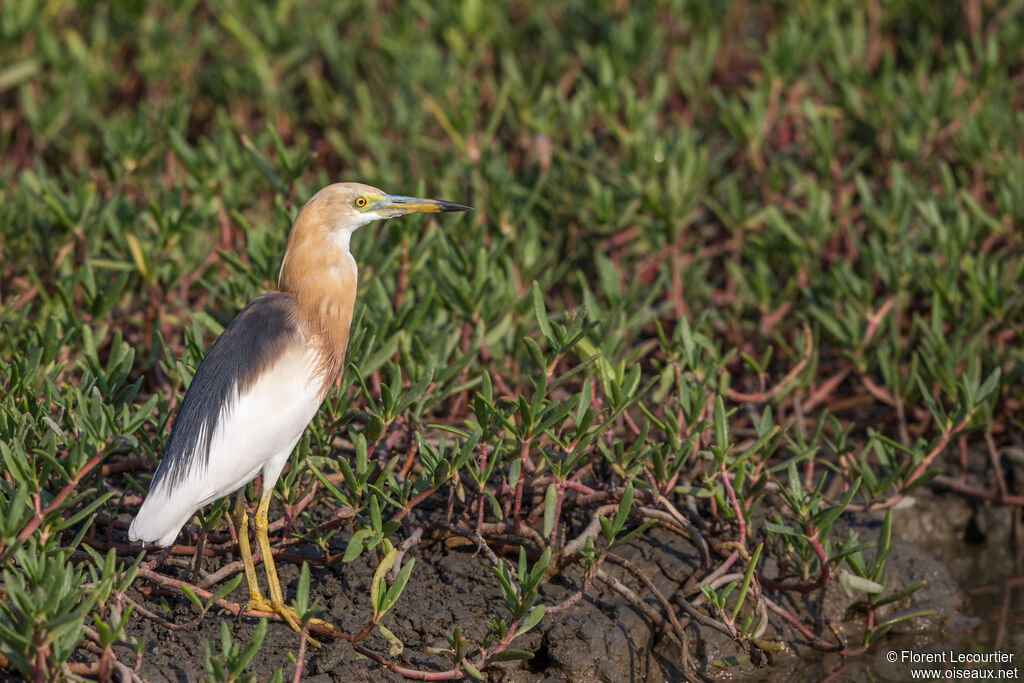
377;194;474;216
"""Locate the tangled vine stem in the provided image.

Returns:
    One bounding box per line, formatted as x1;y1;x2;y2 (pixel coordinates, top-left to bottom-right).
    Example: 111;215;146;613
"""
91;330;992;683
121;400;954;681
0;451;106;563
727;324;813;403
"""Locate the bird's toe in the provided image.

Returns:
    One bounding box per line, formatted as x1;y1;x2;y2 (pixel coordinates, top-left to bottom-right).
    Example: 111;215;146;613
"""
242;599;332;648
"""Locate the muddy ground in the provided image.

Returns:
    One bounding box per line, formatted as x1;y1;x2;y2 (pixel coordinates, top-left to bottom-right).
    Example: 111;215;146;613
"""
109;489;1021;682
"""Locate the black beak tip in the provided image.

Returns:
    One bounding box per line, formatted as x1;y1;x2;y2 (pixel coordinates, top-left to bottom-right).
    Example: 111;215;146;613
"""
439;201;474;213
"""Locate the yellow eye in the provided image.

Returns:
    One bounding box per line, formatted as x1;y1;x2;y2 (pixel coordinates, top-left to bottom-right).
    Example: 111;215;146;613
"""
354;196;368;208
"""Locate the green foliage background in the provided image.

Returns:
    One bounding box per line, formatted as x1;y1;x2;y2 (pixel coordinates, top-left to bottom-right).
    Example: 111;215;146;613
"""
0;0;1021;678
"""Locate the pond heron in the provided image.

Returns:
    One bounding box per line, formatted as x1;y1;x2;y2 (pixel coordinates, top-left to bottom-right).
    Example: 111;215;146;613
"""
129;182;472;632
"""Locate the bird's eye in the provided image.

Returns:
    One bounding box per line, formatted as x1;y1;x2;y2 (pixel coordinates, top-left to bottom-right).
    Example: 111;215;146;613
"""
354;196;368;208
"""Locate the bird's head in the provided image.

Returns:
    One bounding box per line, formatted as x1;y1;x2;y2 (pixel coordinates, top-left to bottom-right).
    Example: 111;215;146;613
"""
302;182;473;234
279;182;472;294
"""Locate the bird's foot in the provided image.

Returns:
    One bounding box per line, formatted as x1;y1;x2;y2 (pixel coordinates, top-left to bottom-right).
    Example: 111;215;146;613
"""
241;596;335;647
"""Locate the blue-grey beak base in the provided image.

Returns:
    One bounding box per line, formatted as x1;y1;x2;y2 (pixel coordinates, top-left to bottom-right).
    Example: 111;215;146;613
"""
380;195;474;214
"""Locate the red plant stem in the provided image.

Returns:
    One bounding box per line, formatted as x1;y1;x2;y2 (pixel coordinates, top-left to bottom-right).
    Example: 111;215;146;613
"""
3;451;105;561
985;429;1009;500
119;591;205;631
931;475;1024;507
435;520;502;567
904;411;974;486
728;324;812;403
801;367;851;413
638;506;711;568
622;410;643;436
286;479;319;527
803;449;815;494
512;439;530;524
845;495;906;513
763;597;865;656
558;504;617;564
351;645;462;680
702;552;740;589
392;484;438;523
398;424;420;479
693;572;747;598
720;461;746;547
530;477;597;495
476;450;489;536
763;598;818;640
759;529;829;593
548;482;565;548
136;567;240;615
190;529;206;584
291;624;309;683
548;556;603;615
32;630;49;683
863;297;894;346
606;554;687;661
476;492;486;537
444;486;455;524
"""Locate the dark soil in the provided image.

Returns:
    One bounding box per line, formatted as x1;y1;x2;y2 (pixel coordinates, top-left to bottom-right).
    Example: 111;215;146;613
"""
111;486;1021;682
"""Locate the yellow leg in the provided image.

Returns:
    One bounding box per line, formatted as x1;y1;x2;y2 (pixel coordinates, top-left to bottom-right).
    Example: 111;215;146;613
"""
252;485;298;628
240;484;333;646
233;489;265;607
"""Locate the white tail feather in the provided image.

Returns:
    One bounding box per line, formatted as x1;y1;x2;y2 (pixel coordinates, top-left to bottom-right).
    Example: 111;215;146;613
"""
128;482;202;547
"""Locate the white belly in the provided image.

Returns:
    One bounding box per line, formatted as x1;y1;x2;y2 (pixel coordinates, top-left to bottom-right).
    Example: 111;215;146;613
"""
197;346;323;504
